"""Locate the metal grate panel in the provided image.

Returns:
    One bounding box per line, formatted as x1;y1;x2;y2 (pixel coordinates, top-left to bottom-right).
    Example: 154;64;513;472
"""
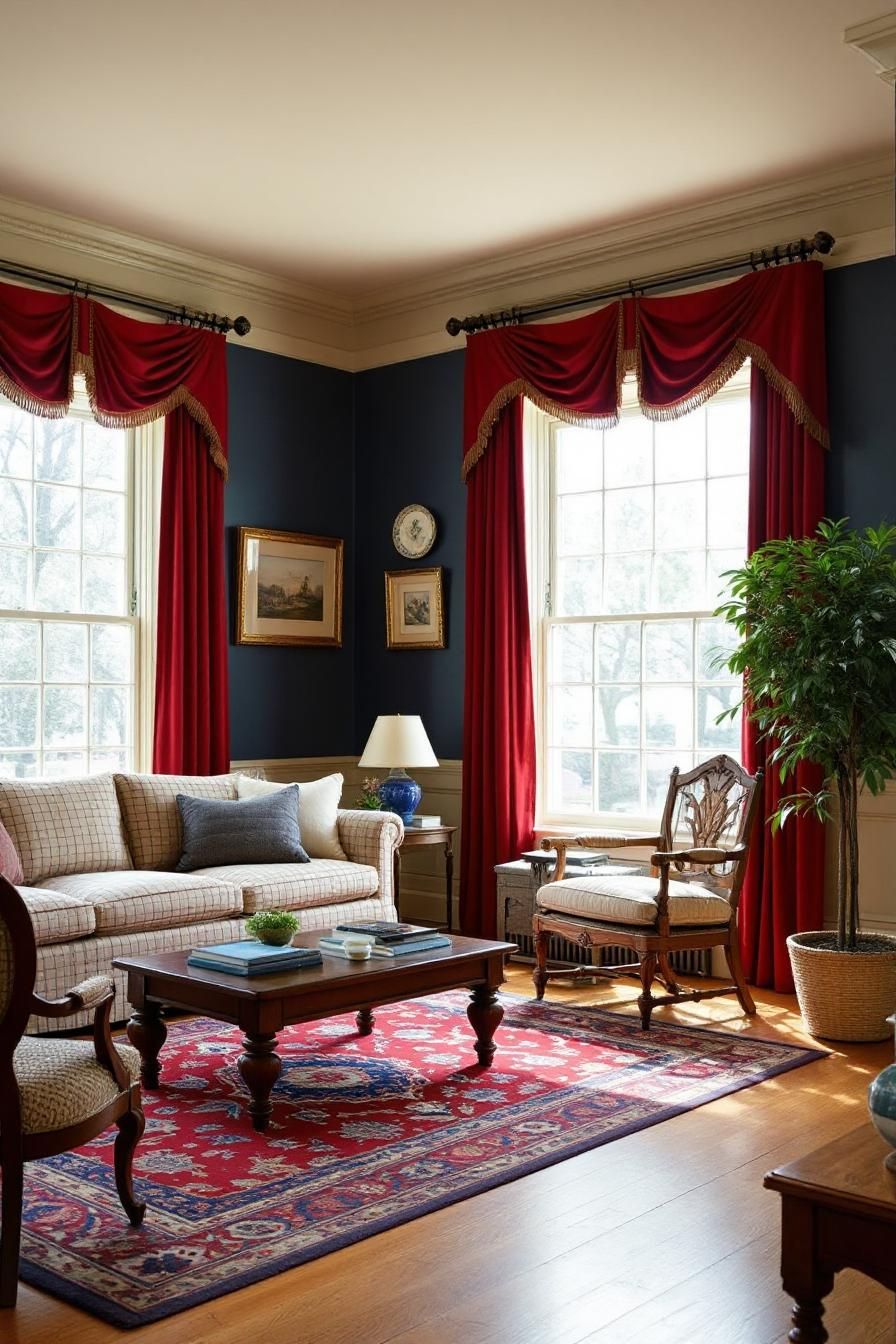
509;932;710;977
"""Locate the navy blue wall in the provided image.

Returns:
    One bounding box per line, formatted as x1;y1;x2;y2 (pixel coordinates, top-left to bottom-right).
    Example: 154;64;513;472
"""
354;351;467;759
226;344;355;758
825;255;896;526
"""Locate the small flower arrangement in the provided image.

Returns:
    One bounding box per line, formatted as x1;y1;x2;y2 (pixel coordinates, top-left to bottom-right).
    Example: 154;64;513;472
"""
244;910;300;946
356;777;383;810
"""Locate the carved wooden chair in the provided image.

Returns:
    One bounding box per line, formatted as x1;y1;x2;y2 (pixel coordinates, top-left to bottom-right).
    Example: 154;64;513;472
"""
533;754;763;1029
0;875;145;1307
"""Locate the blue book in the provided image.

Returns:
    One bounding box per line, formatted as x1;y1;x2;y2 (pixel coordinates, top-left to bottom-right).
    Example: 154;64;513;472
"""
188;952;321;976
370;936;451;957
191;941;308;967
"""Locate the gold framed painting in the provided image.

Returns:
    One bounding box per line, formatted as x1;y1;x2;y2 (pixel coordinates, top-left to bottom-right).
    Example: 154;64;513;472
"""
236;527;343;647
385;567;445;649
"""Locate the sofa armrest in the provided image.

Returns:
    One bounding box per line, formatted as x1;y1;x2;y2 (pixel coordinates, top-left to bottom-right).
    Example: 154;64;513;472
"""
337;810;404;907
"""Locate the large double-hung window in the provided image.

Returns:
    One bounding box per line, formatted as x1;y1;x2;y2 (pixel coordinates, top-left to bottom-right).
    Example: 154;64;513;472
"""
0;387;159;779
527;371;750;828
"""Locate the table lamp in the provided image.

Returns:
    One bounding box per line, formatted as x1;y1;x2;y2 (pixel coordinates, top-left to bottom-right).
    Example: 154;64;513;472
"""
358;714;438;823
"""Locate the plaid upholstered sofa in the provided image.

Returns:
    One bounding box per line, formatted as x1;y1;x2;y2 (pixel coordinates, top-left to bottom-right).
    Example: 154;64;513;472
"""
0;772;402;1032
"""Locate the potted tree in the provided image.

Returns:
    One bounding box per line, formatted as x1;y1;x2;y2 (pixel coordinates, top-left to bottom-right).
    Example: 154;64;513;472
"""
718;519;896;1041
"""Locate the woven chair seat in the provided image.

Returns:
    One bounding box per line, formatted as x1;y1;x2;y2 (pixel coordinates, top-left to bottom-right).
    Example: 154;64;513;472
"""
13;1037;141;1134
536;874;732;927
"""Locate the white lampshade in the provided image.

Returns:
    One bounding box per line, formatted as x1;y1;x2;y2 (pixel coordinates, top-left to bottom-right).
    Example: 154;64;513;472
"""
358;714;439;769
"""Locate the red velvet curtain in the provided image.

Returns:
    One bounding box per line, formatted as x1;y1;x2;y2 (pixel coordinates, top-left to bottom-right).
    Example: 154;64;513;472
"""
740;372;827;991
461;263;829;963
460;402;536;935
0;281;230;774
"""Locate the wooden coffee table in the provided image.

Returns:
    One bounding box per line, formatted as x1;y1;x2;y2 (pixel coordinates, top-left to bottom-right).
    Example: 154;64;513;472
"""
113;933;515;1132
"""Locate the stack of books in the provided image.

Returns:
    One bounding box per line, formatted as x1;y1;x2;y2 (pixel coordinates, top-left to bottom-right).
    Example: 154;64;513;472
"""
187;941;323;976
409;815;441;828
321;921;451;959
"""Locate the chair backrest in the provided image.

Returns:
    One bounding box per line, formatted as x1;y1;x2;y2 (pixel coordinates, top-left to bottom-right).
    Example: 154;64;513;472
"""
657;754;762;903
0;875;37;1059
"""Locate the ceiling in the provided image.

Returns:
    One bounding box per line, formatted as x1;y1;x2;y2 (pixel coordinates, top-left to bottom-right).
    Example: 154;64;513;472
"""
3;0;892;297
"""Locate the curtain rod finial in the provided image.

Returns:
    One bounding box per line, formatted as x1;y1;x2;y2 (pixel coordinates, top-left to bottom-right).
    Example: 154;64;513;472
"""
812;231;836;255
232;315;251;336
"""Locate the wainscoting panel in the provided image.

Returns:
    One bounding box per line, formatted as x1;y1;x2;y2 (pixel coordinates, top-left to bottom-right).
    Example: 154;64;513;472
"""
823;780;896;934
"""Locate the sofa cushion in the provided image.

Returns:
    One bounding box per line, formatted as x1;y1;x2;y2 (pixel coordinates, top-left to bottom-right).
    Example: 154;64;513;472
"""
535;875;732;927
236;773;348;861
43;870;243;936
176;787;310;871
114;773;240;870
0;774;131;885
18;886;97;945
194;859;379;914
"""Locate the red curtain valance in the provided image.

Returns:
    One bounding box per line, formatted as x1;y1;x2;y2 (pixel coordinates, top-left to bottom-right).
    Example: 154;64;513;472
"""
462;261;829;478
0;282;228;475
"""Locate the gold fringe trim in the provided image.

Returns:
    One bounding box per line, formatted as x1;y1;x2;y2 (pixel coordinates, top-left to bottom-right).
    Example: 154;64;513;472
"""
739;341;830;451
79;306;229;477
462;378;619;480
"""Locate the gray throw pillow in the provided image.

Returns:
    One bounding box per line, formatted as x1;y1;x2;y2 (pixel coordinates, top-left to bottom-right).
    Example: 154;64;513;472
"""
175;786;310;871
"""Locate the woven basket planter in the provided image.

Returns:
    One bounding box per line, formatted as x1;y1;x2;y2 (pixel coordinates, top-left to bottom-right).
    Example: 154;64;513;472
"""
787;931;896;1042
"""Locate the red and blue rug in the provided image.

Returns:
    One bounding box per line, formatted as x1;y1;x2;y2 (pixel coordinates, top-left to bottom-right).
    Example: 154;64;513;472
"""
19;992;824;1325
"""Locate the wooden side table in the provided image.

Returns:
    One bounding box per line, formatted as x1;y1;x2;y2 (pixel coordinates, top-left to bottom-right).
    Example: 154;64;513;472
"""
393;825;458;929
764;1123;896;1341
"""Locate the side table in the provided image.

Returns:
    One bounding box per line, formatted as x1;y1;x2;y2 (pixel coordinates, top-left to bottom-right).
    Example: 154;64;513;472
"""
394;825;458;930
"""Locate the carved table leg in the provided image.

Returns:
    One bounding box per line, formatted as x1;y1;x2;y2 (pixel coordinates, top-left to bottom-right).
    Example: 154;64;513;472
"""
127;1003;167;1089
237;1033;282;1132
356;1007;375;1036
780;1198;833;1343
467;985;504;1067
787;1299;828;1342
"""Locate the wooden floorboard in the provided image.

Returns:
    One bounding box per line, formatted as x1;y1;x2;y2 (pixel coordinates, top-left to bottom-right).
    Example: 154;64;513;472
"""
5;966;894;1344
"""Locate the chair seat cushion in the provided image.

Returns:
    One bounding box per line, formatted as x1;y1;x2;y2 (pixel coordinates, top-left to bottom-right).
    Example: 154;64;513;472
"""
194;860;380;914
43;871;243;935
17;886;97;945
536;875;732;926
14;1037;140;1133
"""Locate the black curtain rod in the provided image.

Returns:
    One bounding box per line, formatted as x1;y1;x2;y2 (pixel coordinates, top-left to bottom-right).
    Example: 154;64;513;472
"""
0;258;251;337
445;229;835;337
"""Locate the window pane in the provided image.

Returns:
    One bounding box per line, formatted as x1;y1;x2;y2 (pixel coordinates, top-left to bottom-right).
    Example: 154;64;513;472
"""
556;428;602;493
707;477;748;548
34;419;80;484
550;624;592;683
558;492;601;555
34;551;80;612
604;414;652;488
697;618;739;681
549;748;592;812
0;478;32;544
697;685;741;751
597;751;640;813
652;551;705;612
707;398;750;476
0;751;39;779
654;481;706;550
654;412;705;482
646;752;687;811
0;685;39;748
83;490;126;555
597;621;641;681
596;686;639;746
707;548;744;605
552;685;592;748
35;483;80;549
0;549;31;610
0;621;40;681
44;686;87;747
44;751;88;778
0;403;32;478
91;685;129;747
44;622;88;682
644;621;692;680
90;749;128;772
557;557;602;616
82;555;126;615
91;624;132;683
604;486;652;552
604;553;650;614
644;685;693;748
83;424;126;490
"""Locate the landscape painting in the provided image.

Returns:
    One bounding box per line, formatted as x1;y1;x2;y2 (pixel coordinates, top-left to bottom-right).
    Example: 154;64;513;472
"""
237;528;343;646
385;567;445;650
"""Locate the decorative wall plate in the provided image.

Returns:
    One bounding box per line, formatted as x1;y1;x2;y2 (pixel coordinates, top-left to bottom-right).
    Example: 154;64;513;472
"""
392;504;437;559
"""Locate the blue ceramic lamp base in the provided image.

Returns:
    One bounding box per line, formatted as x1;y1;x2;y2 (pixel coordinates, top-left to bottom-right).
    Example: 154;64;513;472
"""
378;769;422;825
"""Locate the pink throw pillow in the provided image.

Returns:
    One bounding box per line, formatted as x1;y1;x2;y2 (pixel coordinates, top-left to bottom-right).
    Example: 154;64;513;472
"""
0;820;24;885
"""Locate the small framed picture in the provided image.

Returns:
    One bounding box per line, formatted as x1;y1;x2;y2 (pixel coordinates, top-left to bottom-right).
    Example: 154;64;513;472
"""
385;567;445;649
236;527;343;646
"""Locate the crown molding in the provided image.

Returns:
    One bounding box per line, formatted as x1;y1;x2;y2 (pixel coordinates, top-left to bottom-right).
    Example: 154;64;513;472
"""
845;12;896;83
0;154;892;375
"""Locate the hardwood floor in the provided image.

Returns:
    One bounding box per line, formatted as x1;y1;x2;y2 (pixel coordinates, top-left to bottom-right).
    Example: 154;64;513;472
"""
6;966;895;1344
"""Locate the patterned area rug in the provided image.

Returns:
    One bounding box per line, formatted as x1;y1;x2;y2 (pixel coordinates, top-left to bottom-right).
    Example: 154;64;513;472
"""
19;992;823;1326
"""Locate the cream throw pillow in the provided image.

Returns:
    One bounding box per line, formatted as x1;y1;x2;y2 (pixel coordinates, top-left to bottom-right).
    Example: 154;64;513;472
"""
236;773;347;861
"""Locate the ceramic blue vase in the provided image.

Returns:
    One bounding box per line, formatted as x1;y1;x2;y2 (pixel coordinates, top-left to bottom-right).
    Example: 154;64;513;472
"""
378;769;422;825
868;1014;896;1174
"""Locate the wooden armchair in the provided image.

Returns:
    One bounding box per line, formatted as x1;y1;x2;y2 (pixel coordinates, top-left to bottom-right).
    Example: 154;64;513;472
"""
0;875;145;1307
533;754;763;1029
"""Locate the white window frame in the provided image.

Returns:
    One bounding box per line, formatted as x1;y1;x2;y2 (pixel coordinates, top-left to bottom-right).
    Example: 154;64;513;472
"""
0;383;162;776
526;368;750;832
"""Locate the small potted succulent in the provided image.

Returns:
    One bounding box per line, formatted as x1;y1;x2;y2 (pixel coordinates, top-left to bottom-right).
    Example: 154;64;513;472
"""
244;910;300;947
